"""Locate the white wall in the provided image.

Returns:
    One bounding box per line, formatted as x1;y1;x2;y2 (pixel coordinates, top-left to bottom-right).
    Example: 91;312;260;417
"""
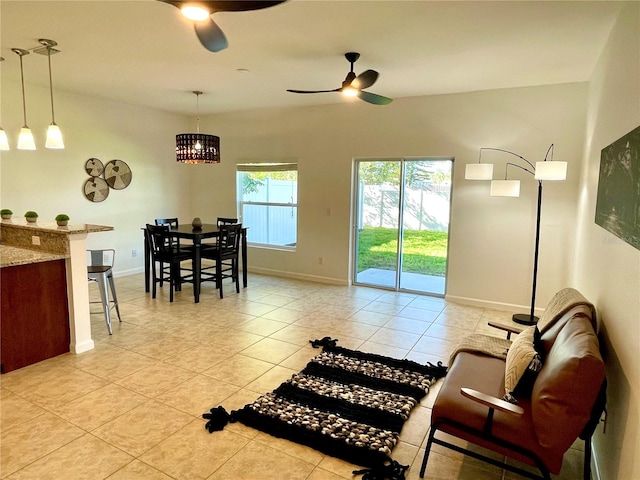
195;83;587;312
0;81;191;275
1;75;588;313
574;3;640;479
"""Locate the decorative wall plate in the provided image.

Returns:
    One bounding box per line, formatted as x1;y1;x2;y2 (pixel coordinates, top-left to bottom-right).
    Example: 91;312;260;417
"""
85;158;104;177
104;159;132;190
83;177;110;203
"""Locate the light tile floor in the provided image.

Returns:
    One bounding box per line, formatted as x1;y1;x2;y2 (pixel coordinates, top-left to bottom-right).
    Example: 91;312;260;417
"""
1;273;587;479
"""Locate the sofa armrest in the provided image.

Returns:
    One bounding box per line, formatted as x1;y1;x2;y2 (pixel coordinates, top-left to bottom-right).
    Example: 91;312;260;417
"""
461;388;524;416
487;321;525;340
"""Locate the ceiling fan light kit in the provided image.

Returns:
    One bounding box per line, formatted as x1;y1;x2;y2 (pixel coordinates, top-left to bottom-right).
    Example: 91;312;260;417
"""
287;52;393;106
342;86;359;98
180;5;210;21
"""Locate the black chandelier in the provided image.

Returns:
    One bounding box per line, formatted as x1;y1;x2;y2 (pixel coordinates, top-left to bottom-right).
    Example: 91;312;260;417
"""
176;91;220;164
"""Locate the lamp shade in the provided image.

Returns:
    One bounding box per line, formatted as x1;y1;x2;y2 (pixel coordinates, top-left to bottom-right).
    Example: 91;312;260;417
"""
17;127;36;150
0;128;9;150
465;163;493;180
45;124;64;149
176;133;220;164
535;161;567;180
490;179;520;197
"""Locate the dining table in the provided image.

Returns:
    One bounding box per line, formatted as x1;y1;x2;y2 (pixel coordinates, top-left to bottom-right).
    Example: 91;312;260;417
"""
143;223;248;303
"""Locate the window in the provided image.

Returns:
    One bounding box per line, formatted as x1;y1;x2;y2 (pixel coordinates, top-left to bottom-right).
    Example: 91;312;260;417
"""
237;163;297;248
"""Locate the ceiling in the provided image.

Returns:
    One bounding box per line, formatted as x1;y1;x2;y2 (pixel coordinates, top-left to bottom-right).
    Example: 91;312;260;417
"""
0;1;624;116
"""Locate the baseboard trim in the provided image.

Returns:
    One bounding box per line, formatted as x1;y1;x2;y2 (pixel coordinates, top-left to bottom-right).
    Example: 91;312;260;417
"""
71;339;95;354
112;266;347;286
445;294;545;316
248;267;347;286
116;268;546;312
114;267;144;277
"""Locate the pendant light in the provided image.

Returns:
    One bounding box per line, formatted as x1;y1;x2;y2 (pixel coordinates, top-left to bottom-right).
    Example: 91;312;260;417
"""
39;39;64;149
176;91;220;164
12;48;36;150
0;58;8;150
0;128;9;151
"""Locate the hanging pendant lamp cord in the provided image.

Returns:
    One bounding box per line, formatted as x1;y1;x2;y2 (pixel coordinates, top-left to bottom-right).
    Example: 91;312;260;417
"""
18;55;28;127
196;92;201;134
47;47;56;124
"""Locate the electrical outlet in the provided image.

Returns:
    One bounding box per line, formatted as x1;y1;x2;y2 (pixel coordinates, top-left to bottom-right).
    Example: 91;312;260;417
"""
132;249;137;257
318;256;324;265
31;235;40;246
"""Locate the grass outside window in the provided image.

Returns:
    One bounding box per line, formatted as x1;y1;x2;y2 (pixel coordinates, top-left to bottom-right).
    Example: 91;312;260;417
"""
357;226;448;277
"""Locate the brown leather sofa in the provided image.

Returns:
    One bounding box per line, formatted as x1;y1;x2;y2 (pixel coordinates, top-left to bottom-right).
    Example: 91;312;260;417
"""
419;291;606;480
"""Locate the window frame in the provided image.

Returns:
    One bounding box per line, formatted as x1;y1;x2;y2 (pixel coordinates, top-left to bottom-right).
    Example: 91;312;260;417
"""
236;162;298;250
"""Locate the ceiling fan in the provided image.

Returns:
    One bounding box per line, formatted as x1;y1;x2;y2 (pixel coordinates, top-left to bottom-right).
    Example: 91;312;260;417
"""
159;1;287;52
287;52;393;105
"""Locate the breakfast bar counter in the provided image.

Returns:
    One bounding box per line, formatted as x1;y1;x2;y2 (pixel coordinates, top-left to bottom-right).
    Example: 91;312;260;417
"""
1;220;114;371
1;244;66;267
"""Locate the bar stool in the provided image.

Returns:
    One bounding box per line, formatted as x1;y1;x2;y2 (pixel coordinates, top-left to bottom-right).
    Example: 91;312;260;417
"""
87;249;121;334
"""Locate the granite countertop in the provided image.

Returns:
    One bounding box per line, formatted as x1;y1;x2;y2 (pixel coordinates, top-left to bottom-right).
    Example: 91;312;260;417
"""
0;244;67;268
0;220;113;235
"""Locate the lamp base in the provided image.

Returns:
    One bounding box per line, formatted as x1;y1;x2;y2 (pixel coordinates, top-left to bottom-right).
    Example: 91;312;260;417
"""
512;313;539;326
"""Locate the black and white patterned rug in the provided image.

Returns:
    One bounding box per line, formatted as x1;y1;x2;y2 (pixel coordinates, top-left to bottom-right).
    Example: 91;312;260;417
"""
203;339;447;473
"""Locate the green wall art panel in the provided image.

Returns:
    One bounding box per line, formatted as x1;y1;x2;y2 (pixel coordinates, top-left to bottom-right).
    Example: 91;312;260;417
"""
595;125;640;250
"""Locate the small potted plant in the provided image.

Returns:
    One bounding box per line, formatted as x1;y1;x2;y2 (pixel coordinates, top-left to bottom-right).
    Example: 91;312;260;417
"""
24;211;38;223
1;209;12;220
55;214;70;226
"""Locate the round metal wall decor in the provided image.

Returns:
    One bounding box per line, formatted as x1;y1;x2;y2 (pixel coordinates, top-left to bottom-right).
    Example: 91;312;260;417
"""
104;159;132;190
83;177;110;203
85;158;104;177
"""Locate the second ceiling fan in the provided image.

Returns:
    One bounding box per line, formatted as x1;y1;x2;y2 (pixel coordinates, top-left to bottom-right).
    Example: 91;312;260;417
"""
287;52;393;105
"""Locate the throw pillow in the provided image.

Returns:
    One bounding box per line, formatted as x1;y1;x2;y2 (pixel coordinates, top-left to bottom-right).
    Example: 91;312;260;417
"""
503;326;543;403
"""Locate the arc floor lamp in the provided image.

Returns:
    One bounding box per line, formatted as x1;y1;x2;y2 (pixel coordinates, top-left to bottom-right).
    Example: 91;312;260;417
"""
466;144;567;325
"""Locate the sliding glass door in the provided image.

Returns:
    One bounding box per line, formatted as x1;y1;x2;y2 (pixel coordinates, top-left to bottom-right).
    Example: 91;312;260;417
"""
353;158;452;296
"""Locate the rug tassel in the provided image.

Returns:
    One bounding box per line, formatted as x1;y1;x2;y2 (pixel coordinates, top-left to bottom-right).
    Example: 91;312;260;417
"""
309;337;339;348
353;460;409;480
203;406;231;433
426;360;448;377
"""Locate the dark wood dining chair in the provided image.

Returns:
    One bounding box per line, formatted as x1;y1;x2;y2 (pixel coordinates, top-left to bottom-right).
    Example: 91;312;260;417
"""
217;217;238;226
201;217;238;248
210;217;240;282
202;223;241;298
146;224;194;302
154;218;193;283
155;217;178;228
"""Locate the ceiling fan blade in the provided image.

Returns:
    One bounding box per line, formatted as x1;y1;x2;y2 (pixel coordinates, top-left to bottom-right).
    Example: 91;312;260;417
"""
357;90;393;105
354;69;378;90
193;17;228;52
206;0;287;12
287;89;340;94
